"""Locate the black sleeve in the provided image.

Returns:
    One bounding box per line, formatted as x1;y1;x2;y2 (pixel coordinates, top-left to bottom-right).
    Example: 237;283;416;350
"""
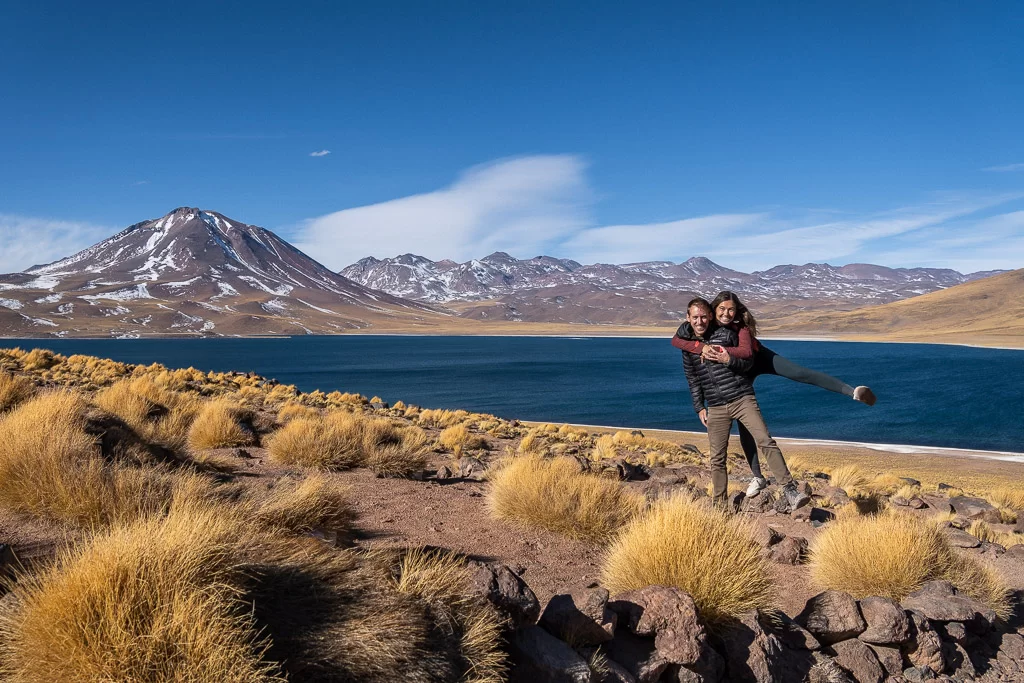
682;352;705;414
675;321;695;339
727;353;755;375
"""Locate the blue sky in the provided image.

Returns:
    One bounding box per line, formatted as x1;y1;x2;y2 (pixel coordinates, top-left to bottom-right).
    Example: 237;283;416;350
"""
1;1;1023;273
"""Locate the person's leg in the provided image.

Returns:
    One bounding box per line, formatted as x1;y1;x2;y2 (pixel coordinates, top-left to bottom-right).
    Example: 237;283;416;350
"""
764;352;859;399
736;421;764;479
731;395;793;487
705;406;732;508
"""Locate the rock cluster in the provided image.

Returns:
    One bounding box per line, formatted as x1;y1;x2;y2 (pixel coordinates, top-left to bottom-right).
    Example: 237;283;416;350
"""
476;571;1024;683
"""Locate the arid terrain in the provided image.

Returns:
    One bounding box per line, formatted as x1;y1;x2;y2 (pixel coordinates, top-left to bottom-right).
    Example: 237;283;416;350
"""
0;346;1021;681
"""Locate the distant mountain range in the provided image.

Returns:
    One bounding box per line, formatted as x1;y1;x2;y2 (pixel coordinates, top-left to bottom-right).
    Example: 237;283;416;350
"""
342;252;1003;325
0;206;1008;338
0;207;438;337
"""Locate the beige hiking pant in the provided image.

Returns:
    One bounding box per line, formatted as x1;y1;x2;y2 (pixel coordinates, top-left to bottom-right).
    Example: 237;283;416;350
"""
707;394;793;506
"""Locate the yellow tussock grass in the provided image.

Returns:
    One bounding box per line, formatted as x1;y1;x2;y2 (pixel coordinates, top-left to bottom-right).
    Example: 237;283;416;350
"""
828;464;870;492
438;424;489;454
601;494;775;626
592;434;617;461
894;484;922;500
809;512;1011;618
0;373;34;413
266;413;363;469
361;420;430;478
967;520;1020;549
188;400;257;451
251;475;355;536
517;431;547;455
487;455;645;543
0;502;283;683
94;376;200;451
276;402;318;424
987;487;1024;511
0;391;191;526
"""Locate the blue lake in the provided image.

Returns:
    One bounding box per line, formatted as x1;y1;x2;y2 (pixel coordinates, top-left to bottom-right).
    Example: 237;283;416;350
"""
9;336;1024;453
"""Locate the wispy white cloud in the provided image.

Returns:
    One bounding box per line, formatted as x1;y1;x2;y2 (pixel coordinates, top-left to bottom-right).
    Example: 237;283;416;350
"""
294;154;1022;273
982;163;1024;172
309;149;331;157
131;180;150;186
0;215;112;274
294;155;591;269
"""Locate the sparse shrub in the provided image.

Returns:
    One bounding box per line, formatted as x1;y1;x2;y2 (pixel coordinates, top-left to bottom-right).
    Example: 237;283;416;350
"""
94;376;201;451
487;455;645;543
894;483;922;500
0;372;35;412
188;400;257;451
266;413;363;470
251;475;355;536
276;402;318;424
988;487;1024;511
0;391;195;526
601;493;774;625
591;434;617;460
967;520;1019;548
828;464;870;492
438;424;489;454
22;348;60;371
362;420;430;478
388;547;507;683
809;511;1010;617
517;430;547;455
0;500;282;683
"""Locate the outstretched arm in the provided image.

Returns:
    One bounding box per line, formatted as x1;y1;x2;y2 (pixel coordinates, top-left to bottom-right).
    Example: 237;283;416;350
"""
672;336;704;353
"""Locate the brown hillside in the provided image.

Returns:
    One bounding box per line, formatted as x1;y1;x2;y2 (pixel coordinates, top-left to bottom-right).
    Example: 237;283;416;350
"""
764;268;1024;347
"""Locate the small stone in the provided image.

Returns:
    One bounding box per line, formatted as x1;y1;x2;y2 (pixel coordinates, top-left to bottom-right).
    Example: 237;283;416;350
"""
608;585;706;666
866;644;904;676
766;536;807;565
511;625;594;683
999;632;1024;662
797;591;867;644
467;561;541;629
828;639;884;683
727;490;746;513
900;477;922;487
751;525;785;548
858;596;912;645
436;464;453;480
1006;543;1024;559
810;508;836;524
604;629;669;683
937;621;966;643
901;580;996;625
909;497;928;509
540;587;617;646
942;528;981;548
948;496;1002;524
892;496;911;507
903;611;945;674
902;665;938;682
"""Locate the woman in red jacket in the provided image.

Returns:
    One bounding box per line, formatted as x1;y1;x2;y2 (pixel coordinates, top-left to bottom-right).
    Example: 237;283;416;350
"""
672;290;875;498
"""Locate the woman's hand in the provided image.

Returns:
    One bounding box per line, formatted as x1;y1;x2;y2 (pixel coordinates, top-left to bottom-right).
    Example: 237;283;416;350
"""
704;346;731;364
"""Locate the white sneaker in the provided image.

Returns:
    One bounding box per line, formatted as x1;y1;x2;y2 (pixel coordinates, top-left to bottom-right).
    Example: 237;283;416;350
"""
745;477;768;498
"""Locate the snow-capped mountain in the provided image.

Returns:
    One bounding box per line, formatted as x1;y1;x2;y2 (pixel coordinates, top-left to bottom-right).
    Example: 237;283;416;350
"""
342;252;1002;325
0;207;438;337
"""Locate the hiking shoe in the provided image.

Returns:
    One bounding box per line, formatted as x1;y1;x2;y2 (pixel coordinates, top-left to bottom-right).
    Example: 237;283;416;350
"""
783;483;811;511
745;476;768;498
853;386;877;406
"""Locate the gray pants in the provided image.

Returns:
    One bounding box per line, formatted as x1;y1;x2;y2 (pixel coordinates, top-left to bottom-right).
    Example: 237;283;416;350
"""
707;395;793;506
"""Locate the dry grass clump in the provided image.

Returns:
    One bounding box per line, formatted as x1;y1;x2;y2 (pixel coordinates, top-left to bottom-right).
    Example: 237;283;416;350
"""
0;391;197;527
267;413;428;477
0;501;282;683
188;400;257;451
276;402;319;424
516;430;548;455
0;372;35;413
94;376;201;450
601;493;775;625
809;512;1010;618
987;487;1024;511
417;408;470;429
827;464;870;492
250;475;355;536
894;483;922;500
967;520;1020;549
487;455;645;543
388;547;507;683
437;424;490;455
266;413;363;469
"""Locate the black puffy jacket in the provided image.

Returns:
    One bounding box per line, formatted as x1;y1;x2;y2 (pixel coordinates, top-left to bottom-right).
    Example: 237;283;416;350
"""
680;324;756;413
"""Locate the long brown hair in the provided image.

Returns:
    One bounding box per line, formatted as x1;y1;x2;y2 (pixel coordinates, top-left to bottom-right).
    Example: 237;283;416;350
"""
709;290;757;337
